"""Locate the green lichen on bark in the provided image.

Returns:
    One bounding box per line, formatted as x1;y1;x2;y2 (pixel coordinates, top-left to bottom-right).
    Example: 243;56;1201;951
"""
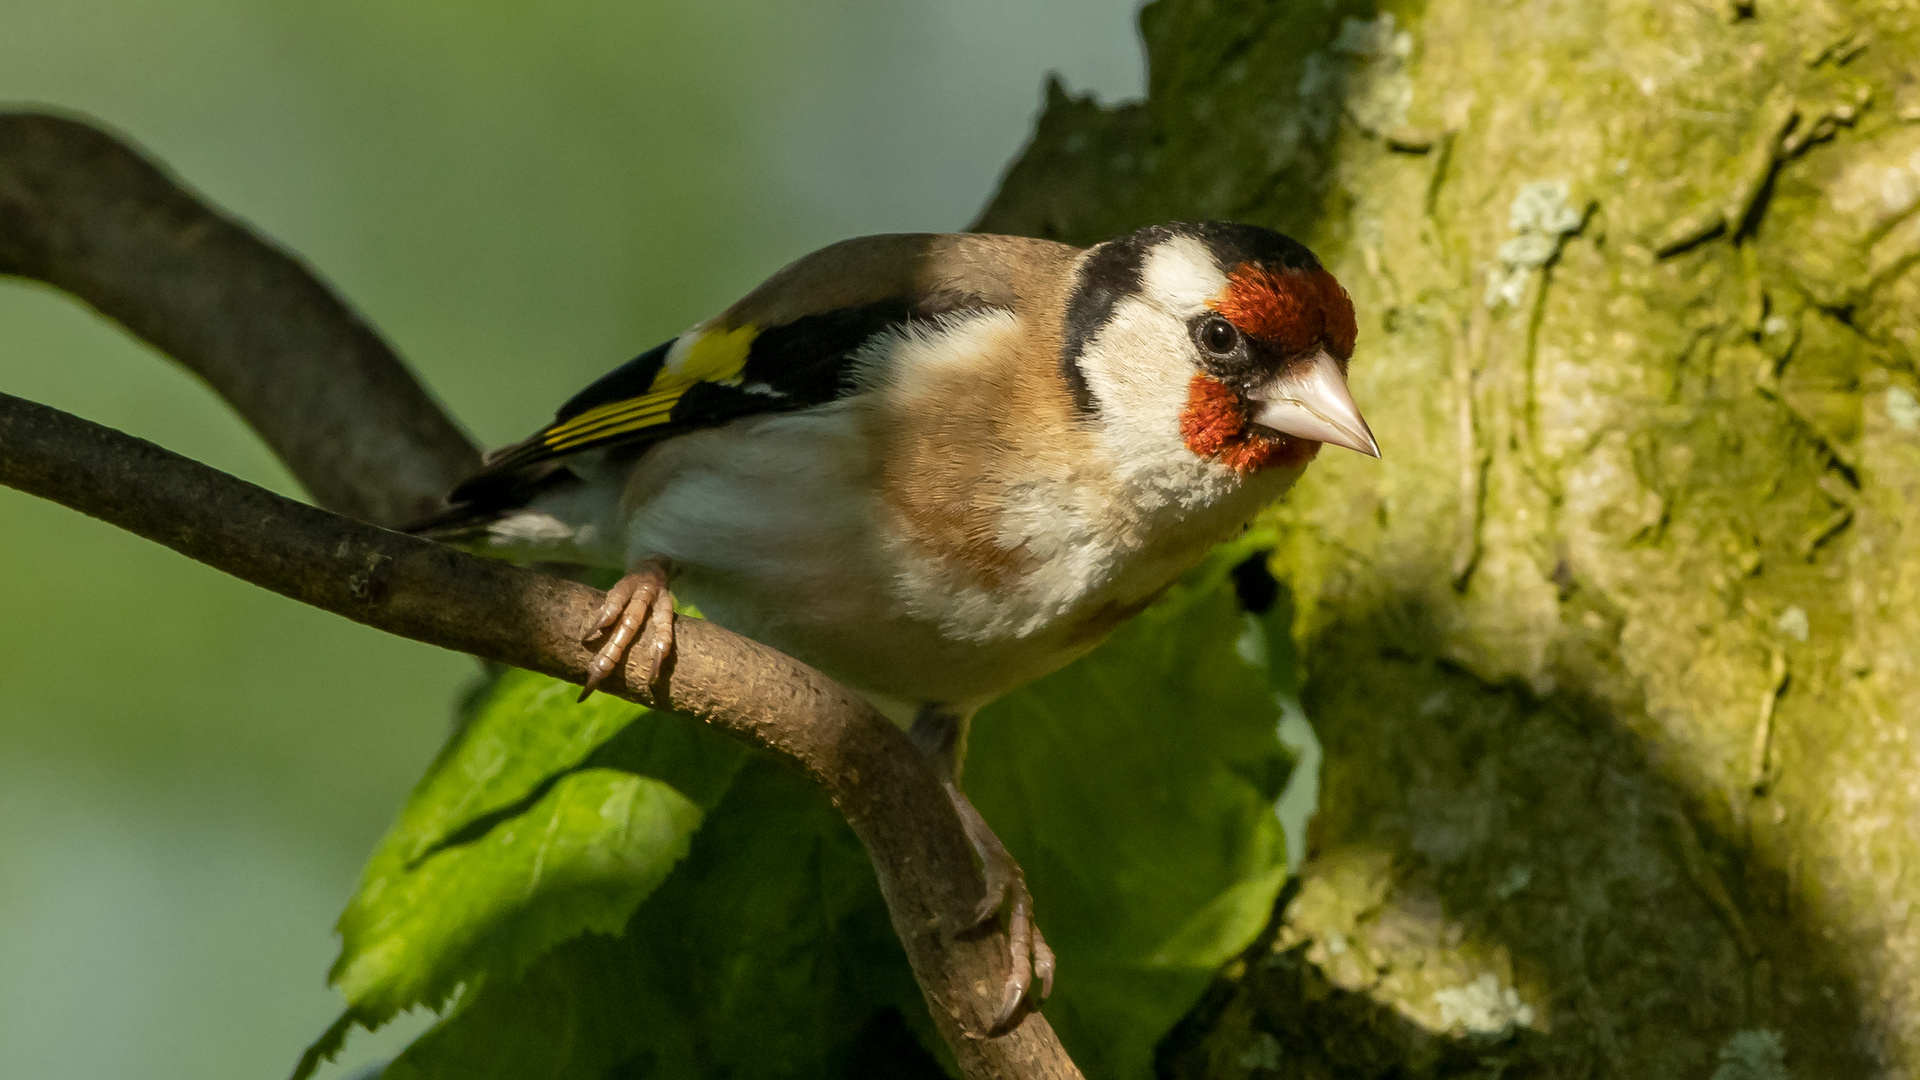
980;0;1920;1075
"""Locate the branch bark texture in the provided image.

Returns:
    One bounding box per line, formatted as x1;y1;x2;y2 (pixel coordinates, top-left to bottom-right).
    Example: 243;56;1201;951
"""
0;113;1080;1080
981;2;1920;1076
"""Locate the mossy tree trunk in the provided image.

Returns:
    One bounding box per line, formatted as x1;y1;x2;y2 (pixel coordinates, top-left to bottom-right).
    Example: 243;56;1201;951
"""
980;1;1920;1076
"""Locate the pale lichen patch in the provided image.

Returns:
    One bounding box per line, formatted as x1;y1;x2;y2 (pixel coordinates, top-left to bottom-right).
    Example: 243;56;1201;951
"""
1887;385;1920;430
1432;972;1536;1036
1486;180;1584;308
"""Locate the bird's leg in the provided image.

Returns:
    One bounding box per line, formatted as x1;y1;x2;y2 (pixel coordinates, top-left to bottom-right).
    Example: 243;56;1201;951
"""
909;704;1056;1035
578;556;676;701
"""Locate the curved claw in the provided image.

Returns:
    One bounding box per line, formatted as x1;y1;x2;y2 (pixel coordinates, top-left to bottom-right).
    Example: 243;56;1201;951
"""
943;782;1054;1036
988;877;1053;1035
579;558;675;701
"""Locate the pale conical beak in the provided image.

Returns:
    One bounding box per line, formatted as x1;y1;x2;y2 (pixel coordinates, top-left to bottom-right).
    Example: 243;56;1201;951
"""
1246;351;1380;458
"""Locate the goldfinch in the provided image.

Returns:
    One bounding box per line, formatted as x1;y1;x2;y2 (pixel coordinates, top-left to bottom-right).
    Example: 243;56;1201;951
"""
417;221;1376;1030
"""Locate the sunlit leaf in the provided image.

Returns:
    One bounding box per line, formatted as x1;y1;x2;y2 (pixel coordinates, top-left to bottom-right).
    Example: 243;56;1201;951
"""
383;755;942;1080
298;670;747;1079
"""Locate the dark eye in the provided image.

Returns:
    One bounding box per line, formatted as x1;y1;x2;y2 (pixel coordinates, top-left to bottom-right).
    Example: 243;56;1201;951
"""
1197;316;1241;357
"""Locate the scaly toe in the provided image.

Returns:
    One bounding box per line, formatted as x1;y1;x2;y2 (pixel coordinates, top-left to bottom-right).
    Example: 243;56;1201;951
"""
575;560;674;701
970;869;1012;930
1032;924;1056;1001
638;586;677;686
584;575;640;641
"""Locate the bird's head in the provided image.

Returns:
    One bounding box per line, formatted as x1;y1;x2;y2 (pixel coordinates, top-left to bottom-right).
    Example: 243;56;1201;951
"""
1061;221;1377;476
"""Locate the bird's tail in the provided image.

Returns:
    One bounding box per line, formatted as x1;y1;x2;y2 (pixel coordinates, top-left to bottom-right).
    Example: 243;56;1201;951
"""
401;458;577;540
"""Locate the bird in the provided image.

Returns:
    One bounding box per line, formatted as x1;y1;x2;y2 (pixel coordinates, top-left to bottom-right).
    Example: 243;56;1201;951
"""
413;221;1377;1033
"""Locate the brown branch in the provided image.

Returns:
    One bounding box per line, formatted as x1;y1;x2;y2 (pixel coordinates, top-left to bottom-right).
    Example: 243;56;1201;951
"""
0;111;479;529
0;112;1082;1079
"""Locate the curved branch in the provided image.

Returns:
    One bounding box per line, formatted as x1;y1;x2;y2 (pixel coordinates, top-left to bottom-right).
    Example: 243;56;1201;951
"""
0;113;1082;1078
0;110;479;528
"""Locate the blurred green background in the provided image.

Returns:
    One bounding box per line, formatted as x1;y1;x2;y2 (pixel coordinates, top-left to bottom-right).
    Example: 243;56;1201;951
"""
0;3;1142;1076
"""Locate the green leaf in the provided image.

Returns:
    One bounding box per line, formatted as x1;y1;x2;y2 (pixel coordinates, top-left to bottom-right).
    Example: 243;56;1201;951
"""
304;668;747;1077
963;548;1295;1080
334;766;702;1012
382;754;942;1080
383;669;662;873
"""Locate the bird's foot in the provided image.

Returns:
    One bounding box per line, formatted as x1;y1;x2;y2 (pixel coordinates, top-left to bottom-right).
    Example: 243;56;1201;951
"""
944;782;1055;1035
579;558;676;701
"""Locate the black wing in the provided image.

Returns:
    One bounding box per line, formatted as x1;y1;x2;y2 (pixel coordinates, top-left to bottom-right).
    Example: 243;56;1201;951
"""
426;298;951;525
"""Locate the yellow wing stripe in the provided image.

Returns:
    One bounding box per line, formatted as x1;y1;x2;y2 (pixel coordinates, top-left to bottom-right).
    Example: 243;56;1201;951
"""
548;397;674;441
537;324;762;454
543;391;680;451
549;385;681;436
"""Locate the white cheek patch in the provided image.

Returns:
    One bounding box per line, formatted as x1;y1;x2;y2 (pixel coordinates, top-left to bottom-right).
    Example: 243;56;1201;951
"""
1074;294;1250;510
1077;298;1196;451
1140;234;1229;316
